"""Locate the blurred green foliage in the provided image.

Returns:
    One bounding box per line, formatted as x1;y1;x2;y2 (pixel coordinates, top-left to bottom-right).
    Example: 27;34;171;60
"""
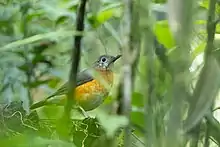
0;0;220;147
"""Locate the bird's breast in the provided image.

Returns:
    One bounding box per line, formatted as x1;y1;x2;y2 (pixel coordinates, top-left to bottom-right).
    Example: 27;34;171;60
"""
74;71;114;111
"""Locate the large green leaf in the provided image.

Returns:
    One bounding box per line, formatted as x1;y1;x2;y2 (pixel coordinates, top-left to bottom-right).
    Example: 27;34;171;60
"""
184;56;220;132
154;20;175;49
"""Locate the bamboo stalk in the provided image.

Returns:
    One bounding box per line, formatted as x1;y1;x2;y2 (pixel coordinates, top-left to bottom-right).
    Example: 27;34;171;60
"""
121;0;133;146
166;0;195;146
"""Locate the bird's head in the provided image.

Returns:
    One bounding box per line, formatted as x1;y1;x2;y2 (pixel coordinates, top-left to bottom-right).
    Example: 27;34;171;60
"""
93;54;121;70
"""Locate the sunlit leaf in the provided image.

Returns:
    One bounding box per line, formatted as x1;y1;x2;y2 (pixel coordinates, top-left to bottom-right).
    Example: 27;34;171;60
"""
154;20;175;48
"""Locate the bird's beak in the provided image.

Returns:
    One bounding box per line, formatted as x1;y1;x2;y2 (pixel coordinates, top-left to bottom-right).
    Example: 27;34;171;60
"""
110;54;121;64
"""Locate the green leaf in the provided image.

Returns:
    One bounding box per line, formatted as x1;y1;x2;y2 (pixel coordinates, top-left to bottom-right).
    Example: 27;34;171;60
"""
72;118;103;147
191;42;206;60
96;111;128;138
96;8;121;24
0;30;83;51
184;56;220;132
154;20;175;49
131;111;144;129
199;0;209;9
33;137;76;147
88;3;122;28
47;77;62;88
132;92;144;107
55;15;71;26
26;10;45;22
153;0;167;3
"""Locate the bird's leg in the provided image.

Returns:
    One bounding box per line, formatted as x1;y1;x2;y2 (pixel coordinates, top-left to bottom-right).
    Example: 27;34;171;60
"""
71;105;90;119
78;107;90;118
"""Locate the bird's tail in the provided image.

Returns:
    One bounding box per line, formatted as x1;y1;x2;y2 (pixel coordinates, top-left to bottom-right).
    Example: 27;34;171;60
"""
30;94;66;110
30;84;68;110
30;99;48;110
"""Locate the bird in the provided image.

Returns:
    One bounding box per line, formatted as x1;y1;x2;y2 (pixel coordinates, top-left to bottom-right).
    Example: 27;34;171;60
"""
30;54;121;111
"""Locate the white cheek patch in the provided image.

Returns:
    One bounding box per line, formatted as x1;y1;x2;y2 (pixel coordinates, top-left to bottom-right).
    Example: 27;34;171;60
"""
104;62;108;67
99;62;108;68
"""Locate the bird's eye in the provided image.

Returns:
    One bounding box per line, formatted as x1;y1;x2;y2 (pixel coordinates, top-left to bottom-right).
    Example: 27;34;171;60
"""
101;57;107;62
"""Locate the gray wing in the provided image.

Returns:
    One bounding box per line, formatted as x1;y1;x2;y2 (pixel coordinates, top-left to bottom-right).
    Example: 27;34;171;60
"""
76;69;94;86
30;69;94;109
45;69;94;100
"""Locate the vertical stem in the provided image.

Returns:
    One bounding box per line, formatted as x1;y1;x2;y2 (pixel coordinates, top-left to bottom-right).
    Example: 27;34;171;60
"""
189;124;201;147
65;0;87;117
116;0;140;116
145;26;155;147
205;115;220;144
138;0;155;146
205;0;217;58
61;0;87;140
183;0;217;133
166;0;195;146
21;2;33;107
121;0;133;146
204;121;210;147
122;65;132;147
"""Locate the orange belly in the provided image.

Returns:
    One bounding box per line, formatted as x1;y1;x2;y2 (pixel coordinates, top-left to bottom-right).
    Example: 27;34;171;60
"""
74;79;110;111
75;79;109;100
74;70;114;111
